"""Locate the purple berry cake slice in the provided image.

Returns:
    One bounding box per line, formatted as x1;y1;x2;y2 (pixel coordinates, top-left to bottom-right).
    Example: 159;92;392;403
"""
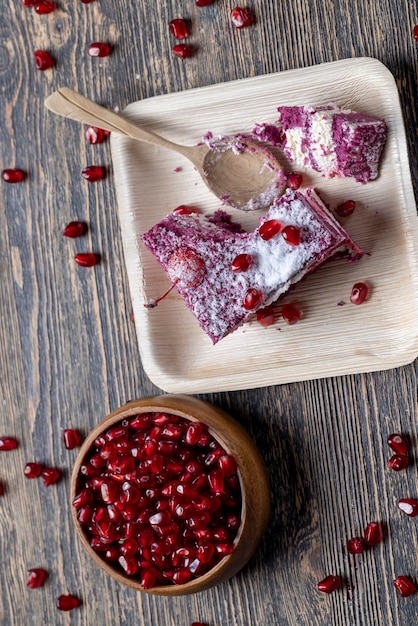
252;103;387;183
142;188;364;344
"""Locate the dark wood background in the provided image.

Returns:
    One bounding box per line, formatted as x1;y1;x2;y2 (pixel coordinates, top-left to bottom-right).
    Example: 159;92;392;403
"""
1;1;417;624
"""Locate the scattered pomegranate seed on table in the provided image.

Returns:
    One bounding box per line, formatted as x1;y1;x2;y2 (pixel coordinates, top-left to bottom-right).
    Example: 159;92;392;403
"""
256;306;276;327
169;18;189;40
282;225;301;246
34;0;56;13
24;462;43;479
242;288;264;310
0;482;4;496
27;568;47;589
172;44;193;59
85;126;107;144
259;219;283;240
393;575;417;597
287;172;303;190
387;454;409;471
81;165;105;182
413;25;418;41
2;168;25;183
62;221;87;238
88;42;111;57
335;199;356;217
347;536;367;555
56;594;81;611
317;575;341;594
0;436;18;451
41;467;61;487
34;50;54;70
195;0;213;5
387;433;409;455
74;252;100;267
230;6;253;29
397;498;418;517
231;253;254;272
364;522;383;546
191;622;207;626
281;303;301;325
64;429;83;450
350;281;369;305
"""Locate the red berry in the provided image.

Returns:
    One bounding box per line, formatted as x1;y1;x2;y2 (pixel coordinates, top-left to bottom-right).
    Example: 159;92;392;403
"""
85;126;106;144
2;168;25;183
393;576;417;597
24;462;43;479
88;42;111;57
256;306;276;327
64;429;83;450
231;253;254;272
287;172;303;190
230;6;252;28
169;18;188;40
347;537;366;555
282;225;301;246
364;522;383;546
74;252;99;267
0;437;18;451
81;165;105;182
34;0;55;14
387;454;409;471
398;498;418;517
56;594;81;611
62;221;87;238
350;282;369;305
172;44;193;59
27;568;47;589
242;288;264;310
387;433;409;455
34;50;54;70
335;200;356;217
281;303;301;325
317;575;341;594
42;467;61;487
259;219;283;241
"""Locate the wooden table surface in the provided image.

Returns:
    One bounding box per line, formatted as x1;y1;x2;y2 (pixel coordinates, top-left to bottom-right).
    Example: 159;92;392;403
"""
1;1;417;625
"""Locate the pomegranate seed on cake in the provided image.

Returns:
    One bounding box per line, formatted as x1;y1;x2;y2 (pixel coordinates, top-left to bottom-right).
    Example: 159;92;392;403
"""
142;188;364;344
253;103;387;183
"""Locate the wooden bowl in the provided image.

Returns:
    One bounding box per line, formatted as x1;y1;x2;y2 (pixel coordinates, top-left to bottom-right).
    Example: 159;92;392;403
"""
70;394;270;595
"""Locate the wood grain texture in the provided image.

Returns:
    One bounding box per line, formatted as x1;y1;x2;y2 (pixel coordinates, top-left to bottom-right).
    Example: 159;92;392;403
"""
0;1;417;625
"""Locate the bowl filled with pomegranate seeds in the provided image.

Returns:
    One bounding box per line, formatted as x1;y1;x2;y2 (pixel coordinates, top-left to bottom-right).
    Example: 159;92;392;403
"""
70;394;270;595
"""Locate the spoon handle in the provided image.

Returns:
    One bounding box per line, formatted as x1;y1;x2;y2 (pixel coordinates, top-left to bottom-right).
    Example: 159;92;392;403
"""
44;87;188;156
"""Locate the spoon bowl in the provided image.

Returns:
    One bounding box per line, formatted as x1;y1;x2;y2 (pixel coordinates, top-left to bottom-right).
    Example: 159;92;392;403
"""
45;87;285;211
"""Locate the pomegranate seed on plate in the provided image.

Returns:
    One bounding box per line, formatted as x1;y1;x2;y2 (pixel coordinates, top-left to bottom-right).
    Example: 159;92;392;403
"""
259;219;283;240
172;44;193;59
34;50;54;70
88;42;111;57
398;498;418;517
230;6;252;28
347;537;366;555
27;568;47;589
387;454;409;471
64;428;83;449
335;199;356;217
56;594;81;611
81;165;105;182
387;433;409;455
24;462;43;479
281;303;301;325
0;436;18;451
364;522;383;546
85;126;107;144
62;221;87;238
42;467;61;486
282;225;301;246
2;169;25;183
34;0;55;13
256;306;276;327
242;288;263;310
317;575;341;593
74;252;99;267
350;282;369;305
287;172;303;190
172;205;200;216
169;18;189;40
393;575;417;597
231;253;254;272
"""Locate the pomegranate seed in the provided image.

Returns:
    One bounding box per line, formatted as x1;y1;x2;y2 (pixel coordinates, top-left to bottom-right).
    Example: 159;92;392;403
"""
88;42;111;57
56;594;81;611
167;249;206;288
231;253;254;272
0;482;4;496
230;6;252;28
282;225;301;246
242;288;264;311
387;433;409;455
169;18;189;40
81;165;105;182
281;303;301;325
73;488;94;508
335;199;356;217
0;437;18;451
85;126;107;144
413;25;418;41
64;428;83;449
350;282;369;305
347;537;367;555
27;568;47;589
259;219;283;240
256;306;276;327
141;566;158;588
42;467;61;487
74;253;100;267
172;44;193;59
364;522;383;546
80;0;95;3
387;454;409;471
62;221;87;238
34;0;55;13
394;576;417;597
191;623;208;626
317;575;341;594
24;462;43;479
34;50;54;70
185;422;204;446
196;0;213;5
172;205;200;215
287;172;303;190
2;169;25;183
398;498;418;517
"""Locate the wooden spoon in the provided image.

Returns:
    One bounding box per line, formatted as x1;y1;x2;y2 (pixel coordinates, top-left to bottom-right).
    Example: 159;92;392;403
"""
45;87;286;211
